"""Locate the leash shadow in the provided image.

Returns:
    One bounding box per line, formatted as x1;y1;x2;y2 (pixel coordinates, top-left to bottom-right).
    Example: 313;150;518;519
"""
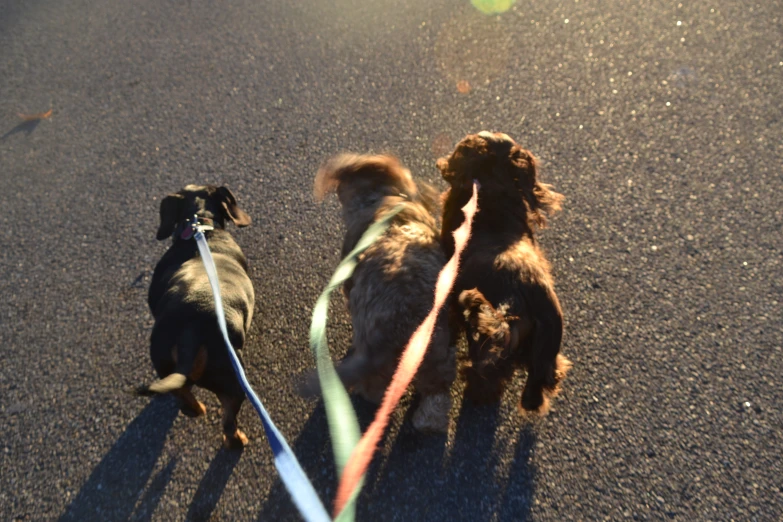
184;446;243;521
255;398;380;521
359;397;536;521
1;119;41;140
58;396;179;522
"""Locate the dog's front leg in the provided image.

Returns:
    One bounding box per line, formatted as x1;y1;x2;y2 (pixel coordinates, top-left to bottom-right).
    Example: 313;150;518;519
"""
219;394;248;449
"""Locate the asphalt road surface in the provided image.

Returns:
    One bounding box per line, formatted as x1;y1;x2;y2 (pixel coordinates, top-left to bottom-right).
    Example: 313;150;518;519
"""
1;0;781;520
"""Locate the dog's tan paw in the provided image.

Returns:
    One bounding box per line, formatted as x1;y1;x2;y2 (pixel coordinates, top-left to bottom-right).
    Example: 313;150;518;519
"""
194;401;207;417
412;393;451;433
181;400;207;418
223;430;249;450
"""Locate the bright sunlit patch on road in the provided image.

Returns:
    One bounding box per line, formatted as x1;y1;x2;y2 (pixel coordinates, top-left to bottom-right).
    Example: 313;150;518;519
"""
471;0;515;14
435;10;515;86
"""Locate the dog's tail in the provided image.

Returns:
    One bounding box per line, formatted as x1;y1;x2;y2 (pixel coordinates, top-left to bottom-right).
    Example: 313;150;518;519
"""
314;153;414;202
459;288;523;370
296;349;370;398
135;328;204;397
135;373;187;396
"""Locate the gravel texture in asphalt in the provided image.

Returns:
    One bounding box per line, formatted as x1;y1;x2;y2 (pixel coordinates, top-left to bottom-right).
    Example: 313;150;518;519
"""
1;0;781;520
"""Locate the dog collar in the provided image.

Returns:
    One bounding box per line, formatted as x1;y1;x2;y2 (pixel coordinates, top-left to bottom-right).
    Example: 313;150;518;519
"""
177;215;215;241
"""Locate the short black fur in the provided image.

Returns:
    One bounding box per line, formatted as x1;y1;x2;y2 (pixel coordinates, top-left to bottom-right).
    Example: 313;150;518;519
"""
140;184;255;449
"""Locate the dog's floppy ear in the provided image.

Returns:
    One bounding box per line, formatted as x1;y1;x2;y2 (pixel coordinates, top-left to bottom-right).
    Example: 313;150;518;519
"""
436;156;454;182
510;147;563;229
216;186;251;227
157;193;184;240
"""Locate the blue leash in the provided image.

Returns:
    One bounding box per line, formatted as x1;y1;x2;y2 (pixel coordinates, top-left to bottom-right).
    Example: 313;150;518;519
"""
192;219;331;522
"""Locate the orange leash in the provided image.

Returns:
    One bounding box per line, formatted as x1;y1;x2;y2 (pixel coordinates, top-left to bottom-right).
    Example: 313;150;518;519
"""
333;182;479;517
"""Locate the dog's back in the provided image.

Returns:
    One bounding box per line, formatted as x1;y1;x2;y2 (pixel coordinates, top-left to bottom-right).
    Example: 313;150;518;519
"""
149;231;254;334
348;210;447;389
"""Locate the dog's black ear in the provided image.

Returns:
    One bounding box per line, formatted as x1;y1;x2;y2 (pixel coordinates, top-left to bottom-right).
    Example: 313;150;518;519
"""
216;186;251;227
157;193;184;240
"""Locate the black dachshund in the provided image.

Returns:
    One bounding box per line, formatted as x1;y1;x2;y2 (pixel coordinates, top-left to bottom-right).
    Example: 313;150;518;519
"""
137;185;254;449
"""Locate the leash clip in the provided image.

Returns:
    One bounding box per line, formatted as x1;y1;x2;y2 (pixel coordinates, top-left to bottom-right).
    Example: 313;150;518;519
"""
181;214;214;240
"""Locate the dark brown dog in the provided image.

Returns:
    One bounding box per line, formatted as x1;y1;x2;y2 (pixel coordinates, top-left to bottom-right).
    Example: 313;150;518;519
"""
301;153;455;432
137;184;254;449
438;132;571;415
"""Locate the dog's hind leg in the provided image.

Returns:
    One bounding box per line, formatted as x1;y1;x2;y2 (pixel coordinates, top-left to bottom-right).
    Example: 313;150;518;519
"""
514;281;567;415
136;324;182;396
167;328;210;419
520;317;564;414
412;331;456;433
219;393;247;449
142;326;209;417
172;385;207;417
149;323;177;379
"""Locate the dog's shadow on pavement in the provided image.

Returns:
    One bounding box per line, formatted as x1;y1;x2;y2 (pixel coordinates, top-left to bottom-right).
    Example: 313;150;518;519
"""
257;397;536;521
1;119;41;140
183;446;244;521
58;396;179;522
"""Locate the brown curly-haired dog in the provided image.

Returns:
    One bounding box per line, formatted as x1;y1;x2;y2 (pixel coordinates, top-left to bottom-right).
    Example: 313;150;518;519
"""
301;153;456;432
438;131;571;415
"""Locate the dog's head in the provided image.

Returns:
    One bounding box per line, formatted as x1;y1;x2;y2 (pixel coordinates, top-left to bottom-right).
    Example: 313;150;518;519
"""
437;131;563;230
314;153;428;211
156;184;251;240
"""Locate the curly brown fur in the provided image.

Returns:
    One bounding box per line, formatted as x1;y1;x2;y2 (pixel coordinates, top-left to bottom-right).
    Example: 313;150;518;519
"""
439;132;570;415
302;153;455;433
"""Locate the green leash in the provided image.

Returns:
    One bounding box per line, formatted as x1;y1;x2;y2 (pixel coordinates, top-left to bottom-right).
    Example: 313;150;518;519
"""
309;205;405;521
